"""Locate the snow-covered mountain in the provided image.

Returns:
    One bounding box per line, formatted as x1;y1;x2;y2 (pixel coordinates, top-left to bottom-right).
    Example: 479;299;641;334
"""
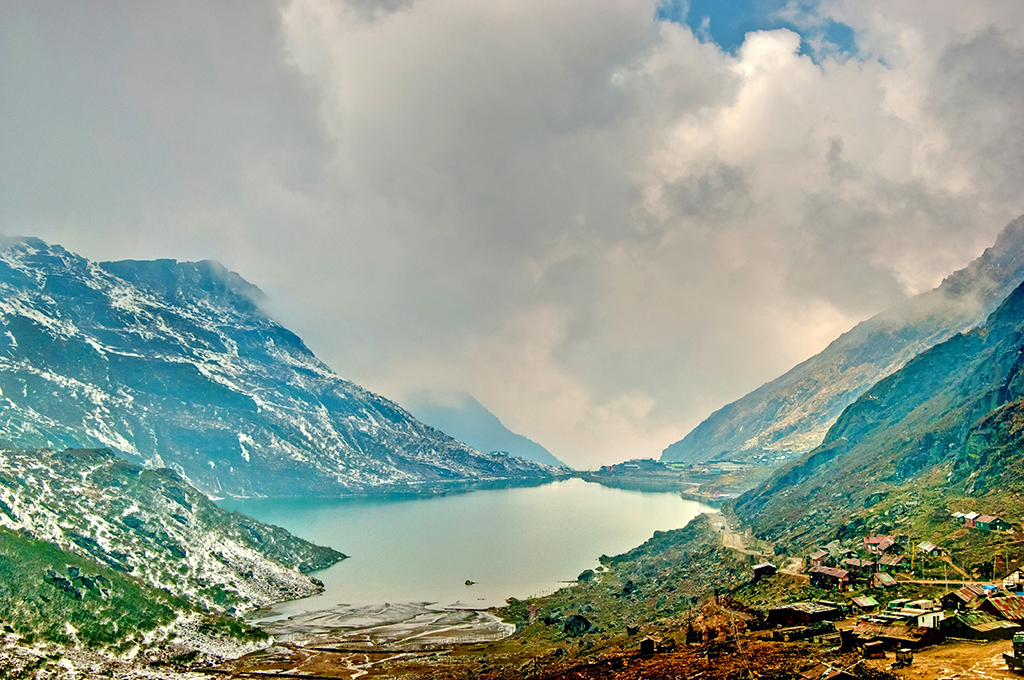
0;446;342;614
0;237;558;497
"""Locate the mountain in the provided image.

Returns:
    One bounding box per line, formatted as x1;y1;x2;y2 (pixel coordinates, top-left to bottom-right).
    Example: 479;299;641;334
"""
662;215;1024;465
733;276;1024;546
405;392;568;468
0;445;342;653
0;237;558;497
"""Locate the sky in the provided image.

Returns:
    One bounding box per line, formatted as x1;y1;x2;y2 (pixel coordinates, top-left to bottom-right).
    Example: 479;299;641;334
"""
1;1;1023;469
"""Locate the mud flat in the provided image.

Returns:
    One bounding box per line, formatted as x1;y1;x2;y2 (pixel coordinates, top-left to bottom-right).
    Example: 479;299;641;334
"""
212;602;514;678
259;601;514;648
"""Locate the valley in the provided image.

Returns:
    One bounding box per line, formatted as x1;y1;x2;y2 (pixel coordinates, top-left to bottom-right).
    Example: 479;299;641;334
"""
6;218;1024;678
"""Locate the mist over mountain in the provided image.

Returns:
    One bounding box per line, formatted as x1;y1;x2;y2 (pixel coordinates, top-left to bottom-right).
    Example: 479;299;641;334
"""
662;215;1024;465
734;272;1024;545
0;237;557;497
405;391;567;468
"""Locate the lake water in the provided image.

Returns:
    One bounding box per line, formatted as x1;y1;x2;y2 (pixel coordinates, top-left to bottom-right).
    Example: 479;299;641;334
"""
219;478;715;618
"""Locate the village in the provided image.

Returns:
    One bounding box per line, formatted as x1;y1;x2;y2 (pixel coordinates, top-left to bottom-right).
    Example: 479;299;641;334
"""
737;508;1024;677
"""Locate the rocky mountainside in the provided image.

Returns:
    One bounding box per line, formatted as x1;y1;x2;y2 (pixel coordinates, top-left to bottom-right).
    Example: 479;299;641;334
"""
662;215;1024;465
733;276;1024;546
0;237;558;497
0;445;343;654
405;391;567;468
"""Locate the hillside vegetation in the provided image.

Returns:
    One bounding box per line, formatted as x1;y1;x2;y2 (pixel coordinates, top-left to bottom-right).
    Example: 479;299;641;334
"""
734;275;1024;555
663;215;1024;466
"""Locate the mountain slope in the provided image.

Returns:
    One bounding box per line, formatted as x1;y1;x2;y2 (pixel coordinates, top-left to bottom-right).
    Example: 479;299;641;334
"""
0;446;343;654
0;447;343;613
733;277;1024;545
0;237;557;497
405;392;567;468
662;215;1024;464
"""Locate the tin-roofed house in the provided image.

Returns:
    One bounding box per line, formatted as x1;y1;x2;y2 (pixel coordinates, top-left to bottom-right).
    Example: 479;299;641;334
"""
852;595;879;613
767;602;843;628
863;536;899;555
810;566;851;590
798;662;859;680
941;584;988;611
975;515;1012;532
852;621;941;649
872;572;898;589
941;611;1019;640
877;554;906;573
808;549;830;569
979;595;1024;624
917;541;943;557
1005;566;1024;592
842;558;875;581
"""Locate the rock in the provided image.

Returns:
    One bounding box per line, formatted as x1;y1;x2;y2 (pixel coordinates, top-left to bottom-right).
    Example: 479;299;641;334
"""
563;614;591;637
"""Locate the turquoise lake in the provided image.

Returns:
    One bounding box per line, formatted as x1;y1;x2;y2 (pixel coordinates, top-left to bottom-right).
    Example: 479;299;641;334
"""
219;478;715;617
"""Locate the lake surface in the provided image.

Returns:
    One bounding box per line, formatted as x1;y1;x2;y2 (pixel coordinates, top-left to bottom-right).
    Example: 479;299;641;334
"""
219;478;715;618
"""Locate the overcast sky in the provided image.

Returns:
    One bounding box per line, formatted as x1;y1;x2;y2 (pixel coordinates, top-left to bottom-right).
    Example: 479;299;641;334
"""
2;0;1023;468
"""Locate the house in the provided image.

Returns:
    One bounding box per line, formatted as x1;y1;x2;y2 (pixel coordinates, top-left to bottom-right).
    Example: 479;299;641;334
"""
964;512;980;528
872;572;898;589
941;611;1019;640
798;663;859;680
753;562;777;580
842;558;875;576
975;515;1012;532
808;549;830;568
941;584;987;611
852;621;942;649
863;535;898;555
1005;566;1024;591
877;554;906;573
952;512;967;524
852;595;880;612
767;602;843;628
979;595;1024;623
917;541;942;556
901;607;944;628
809;565;851;590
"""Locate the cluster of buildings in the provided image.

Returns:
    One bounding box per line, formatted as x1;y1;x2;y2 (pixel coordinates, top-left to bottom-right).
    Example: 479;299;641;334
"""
766;589;1024;652
805;534;929;592
951;512;1012;532
759;525;1024;653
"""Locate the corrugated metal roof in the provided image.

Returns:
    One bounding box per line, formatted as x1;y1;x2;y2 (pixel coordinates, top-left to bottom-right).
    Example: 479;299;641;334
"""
810;565;850;579
985;596;1024;620
853;621;929;642
874;572;898;587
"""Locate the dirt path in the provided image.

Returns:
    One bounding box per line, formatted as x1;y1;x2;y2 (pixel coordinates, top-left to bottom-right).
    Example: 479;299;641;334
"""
708;512;773;559
861;639;1016;680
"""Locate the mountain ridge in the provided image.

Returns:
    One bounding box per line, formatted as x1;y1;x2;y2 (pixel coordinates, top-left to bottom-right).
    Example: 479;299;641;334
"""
405;391;568;468
732;275;1024;546
0;236;559;497
662;214;1024;465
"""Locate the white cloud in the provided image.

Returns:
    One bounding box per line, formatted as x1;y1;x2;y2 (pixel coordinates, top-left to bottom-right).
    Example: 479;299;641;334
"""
2;0;1023;466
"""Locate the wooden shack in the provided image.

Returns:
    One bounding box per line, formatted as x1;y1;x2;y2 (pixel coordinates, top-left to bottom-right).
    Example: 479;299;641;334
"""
809;565;851;590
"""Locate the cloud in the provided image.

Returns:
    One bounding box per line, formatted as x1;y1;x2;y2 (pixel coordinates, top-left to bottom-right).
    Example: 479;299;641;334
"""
1;0;1022;466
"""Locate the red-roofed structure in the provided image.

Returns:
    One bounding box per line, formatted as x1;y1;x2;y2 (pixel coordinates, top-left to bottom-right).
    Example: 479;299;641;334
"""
980;595;1024;623
863;535;897;554
809;565;850;590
